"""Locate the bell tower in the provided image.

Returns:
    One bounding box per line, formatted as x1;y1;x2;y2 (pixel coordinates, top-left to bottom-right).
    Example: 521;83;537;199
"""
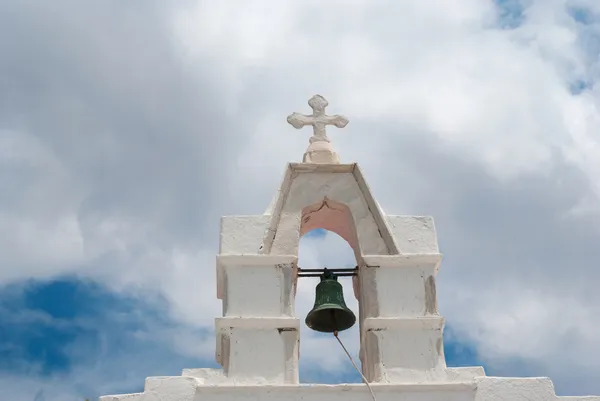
213;94;474;385
101;94;596;401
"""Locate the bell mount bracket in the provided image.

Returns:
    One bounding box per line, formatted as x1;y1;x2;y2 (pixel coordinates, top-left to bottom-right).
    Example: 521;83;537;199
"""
297;266;358;278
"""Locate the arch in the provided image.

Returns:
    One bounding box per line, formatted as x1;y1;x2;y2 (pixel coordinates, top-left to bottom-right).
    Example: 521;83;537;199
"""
290;198;363;302
300;197;361;262
262;165;395;257
295;228;361;383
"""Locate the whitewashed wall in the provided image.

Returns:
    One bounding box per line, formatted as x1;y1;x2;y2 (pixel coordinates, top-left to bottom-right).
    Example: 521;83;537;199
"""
100;163;600;401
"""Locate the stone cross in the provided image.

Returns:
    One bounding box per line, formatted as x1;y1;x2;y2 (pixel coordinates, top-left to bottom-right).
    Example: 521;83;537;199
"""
287;95;349;144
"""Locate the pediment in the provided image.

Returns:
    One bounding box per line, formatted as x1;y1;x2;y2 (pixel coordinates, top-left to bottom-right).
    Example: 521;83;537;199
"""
259;163;399;257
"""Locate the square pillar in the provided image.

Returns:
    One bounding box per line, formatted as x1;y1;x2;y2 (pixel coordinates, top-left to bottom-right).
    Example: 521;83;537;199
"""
358;255;447;383
363;317;446;383
217;255;297;317
215;317;300;384
215;254;299;384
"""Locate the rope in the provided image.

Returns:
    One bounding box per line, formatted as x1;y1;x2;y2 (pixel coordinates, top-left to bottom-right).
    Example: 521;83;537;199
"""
333;330;377;401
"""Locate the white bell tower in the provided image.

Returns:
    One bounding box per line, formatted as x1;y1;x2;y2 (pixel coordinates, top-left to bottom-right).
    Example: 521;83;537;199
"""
212;94;462;384
101;95;600;401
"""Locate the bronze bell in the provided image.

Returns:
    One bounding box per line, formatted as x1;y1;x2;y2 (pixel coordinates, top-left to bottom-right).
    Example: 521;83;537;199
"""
305;269;356;333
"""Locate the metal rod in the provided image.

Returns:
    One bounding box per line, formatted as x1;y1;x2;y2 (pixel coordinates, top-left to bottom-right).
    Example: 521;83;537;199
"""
296;266;358;278
298;267;357;272
297;272;357;278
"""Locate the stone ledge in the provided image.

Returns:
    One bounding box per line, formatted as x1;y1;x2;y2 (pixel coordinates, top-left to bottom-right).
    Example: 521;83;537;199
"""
475;377;556;401
194;381;477;390
101;375;600;400
99;393;143;401
103;378;478;399
362;254;443;270
363;316;444;330
99;376;199;400
215;317;300;330
182;368;228;384
289;162;356;173
364;365;482;385
144;376;198;393
446;366;486;381
217;254;298;266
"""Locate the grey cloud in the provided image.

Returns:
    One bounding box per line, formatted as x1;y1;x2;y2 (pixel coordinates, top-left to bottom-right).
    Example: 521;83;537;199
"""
377;126;600;291
357;125;600;395
0;0;252;249
2;0;600;397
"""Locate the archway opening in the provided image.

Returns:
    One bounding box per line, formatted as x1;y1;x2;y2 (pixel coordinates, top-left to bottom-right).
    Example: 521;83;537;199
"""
296;228;362;384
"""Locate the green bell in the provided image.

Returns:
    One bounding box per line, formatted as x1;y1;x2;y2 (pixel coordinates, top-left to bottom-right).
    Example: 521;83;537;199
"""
305;269;356;333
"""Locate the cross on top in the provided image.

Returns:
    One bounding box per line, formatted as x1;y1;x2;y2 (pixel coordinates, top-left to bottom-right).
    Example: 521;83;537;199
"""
287;95;349;144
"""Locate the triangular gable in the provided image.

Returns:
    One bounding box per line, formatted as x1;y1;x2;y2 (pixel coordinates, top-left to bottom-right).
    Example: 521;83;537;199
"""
259;163;399;256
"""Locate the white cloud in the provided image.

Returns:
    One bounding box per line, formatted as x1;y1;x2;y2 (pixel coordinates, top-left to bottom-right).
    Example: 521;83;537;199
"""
1;0;600;396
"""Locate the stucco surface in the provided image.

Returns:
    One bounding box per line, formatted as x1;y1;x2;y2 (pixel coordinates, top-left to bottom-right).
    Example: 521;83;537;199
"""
100;377;600;401
100;163;599;401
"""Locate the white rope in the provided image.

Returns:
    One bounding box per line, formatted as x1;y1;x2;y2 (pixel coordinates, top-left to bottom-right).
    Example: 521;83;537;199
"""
333;331;377;401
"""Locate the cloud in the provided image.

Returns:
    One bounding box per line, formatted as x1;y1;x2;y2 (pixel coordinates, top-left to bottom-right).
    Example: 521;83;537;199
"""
1;0;600;398
374;130;600;395
0;278;216;401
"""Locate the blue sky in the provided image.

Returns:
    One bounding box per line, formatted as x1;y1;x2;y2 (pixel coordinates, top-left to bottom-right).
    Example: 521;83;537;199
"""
1;0;600;400
0;228;488;399
0;228;581;399
0;233;492;400
0;278;215;400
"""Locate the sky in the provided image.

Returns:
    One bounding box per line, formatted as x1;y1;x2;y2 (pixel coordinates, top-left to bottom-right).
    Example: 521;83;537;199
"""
0;0;599;400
